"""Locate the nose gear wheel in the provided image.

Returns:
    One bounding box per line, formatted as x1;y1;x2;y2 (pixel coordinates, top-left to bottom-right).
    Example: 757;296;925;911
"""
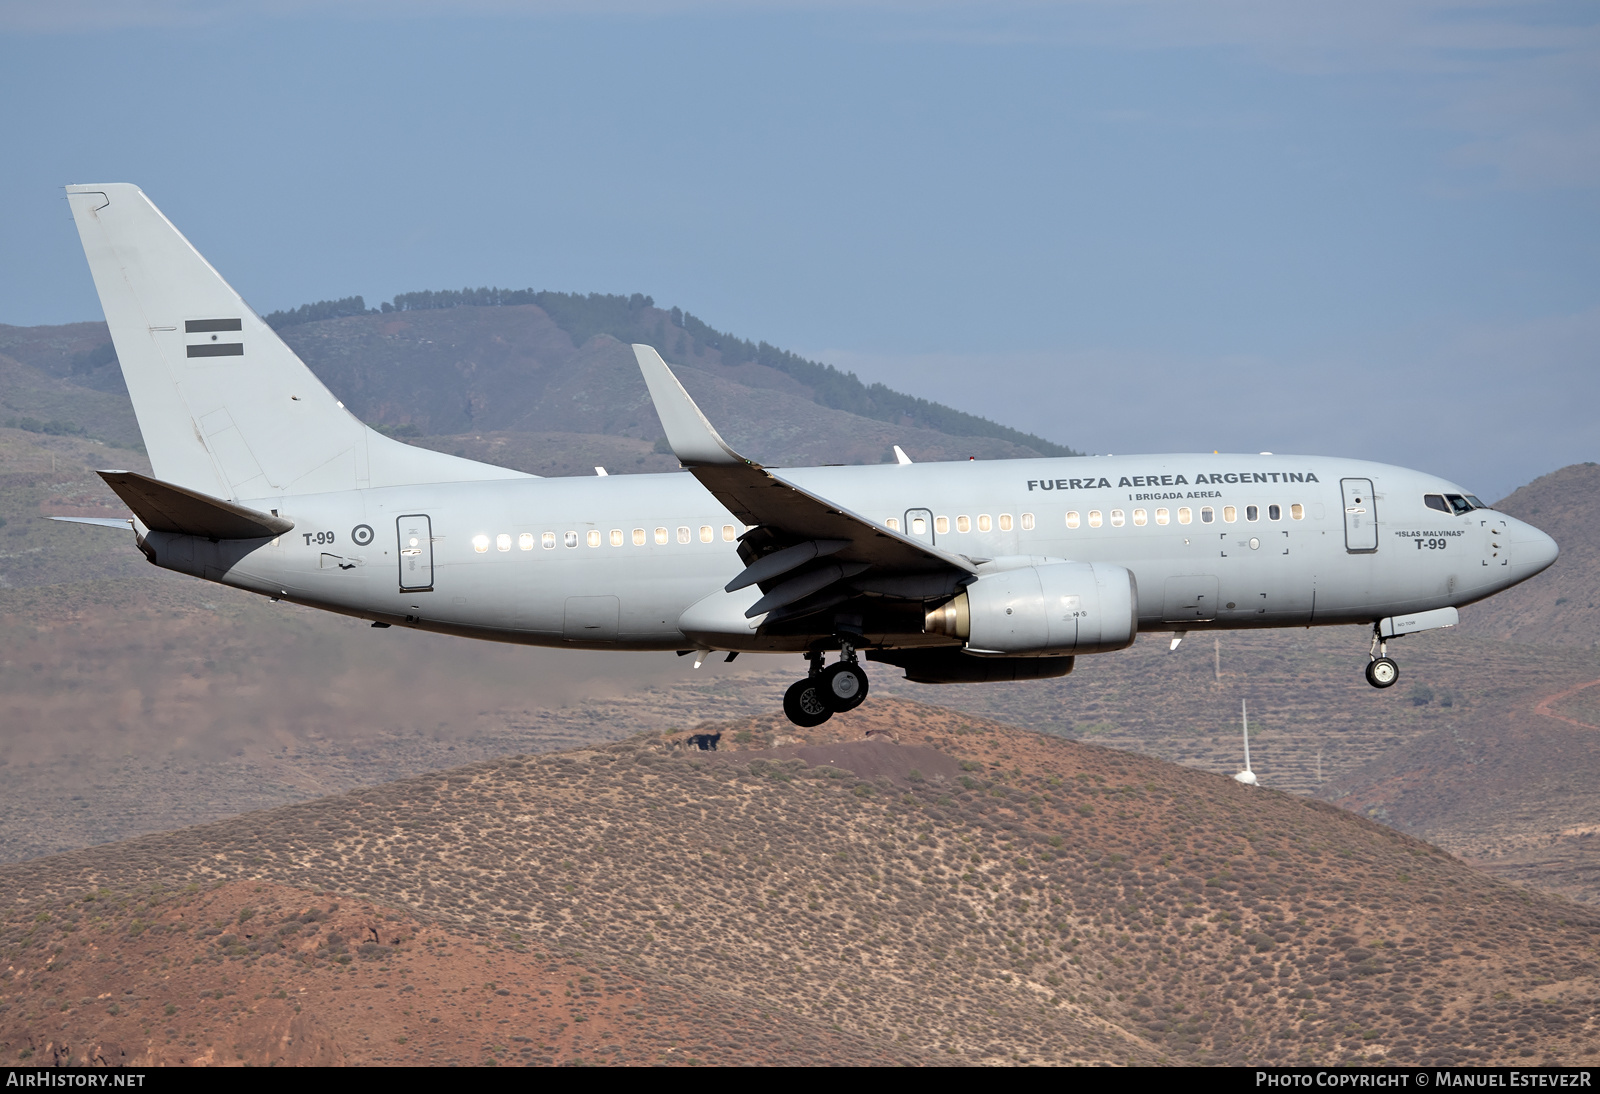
1364;626;1400;688
1365;657;1399;688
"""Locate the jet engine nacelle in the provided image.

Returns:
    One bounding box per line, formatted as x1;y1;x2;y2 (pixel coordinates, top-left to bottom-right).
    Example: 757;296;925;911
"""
925;559;1138;656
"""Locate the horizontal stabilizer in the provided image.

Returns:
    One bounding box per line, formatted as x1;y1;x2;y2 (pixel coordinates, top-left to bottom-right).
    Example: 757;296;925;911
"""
50;516;133;529
97;470;295;540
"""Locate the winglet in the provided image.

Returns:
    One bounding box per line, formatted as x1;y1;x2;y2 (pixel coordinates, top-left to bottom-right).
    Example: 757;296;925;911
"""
632;345;747;467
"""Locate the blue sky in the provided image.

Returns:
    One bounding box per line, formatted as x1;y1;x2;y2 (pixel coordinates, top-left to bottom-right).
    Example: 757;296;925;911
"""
1;1;1595;498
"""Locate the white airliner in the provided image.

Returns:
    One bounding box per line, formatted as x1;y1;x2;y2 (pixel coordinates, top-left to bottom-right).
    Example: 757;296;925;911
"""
59;184;1560;727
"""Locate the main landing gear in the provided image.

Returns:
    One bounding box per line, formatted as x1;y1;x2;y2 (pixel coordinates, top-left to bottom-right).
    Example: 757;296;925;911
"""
1365;626;1399;689
782;645;870;727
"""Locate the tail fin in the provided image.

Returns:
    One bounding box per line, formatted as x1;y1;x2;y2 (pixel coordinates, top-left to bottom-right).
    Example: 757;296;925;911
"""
65;184;528;500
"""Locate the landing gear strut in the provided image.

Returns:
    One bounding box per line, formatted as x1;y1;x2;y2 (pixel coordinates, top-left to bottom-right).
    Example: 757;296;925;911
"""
781;645;871;727
1365;627;1399;689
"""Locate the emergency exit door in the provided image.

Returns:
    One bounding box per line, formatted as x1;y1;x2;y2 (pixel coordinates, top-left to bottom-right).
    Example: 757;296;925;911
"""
905;508;935;545
398;514;434;591
1340;479;1378;553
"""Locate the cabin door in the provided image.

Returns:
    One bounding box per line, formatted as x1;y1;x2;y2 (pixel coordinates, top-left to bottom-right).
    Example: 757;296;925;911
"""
397;514;435;591
1340;479;1378;553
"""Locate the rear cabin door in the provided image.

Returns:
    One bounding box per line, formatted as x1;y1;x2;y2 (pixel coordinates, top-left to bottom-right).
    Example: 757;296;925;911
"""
905;508;935;545
398;514;435;591
1340;478;1378;553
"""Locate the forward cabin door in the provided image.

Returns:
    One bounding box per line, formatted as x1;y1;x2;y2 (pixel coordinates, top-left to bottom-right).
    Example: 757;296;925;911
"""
397;514;435;591
1340;479;1378;553
905;508;935;545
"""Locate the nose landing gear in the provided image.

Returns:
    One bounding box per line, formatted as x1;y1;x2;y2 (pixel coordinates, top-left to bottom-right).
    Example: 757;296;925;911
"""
782;645;871;726
1365;627;1400;689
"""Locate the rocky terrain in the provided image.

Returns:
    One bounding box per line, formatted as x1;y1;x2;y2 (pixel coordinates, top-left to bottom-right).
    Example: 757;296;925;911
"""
4;700;1599;1067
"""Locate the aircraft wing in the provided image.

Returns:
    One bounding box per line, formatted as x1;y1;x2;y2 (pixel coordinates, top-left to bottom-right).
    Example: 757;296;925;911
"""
635;345;974;623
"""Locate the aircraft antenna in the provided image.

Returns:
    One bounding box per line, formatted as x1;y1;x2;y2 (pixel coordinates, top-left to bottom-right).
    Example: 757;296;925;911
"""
1233;698;1258;786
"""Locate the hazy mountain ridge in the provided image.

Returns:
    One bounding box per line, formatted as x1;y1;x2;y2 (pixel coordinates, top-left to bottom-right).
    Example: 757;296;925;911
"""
0;293;1072;473
263;288;1077;457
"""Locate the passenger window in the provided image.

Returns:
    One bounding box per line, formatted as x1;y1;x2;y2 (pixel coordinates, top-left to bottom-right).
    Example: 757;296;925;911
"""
977;514;991;532
935;516;950;535
1155;508;1169;526
1132;509;1147;526
541;532;556;550
1088;510;1103;528
1200;507;1214;524
472;534;490;553
999;514;1012;531
956;515;971;533
722;525;737;542
564;531;578;549
1178;507;1192;525
587;530;601;548
610;529;624;547
1268;504;1281;521
496;534;511;552
700;525;713;543
677;526;690;544
1065;511;1080;530
1291;503;1304;520
633;528;647;546
1423;494;1450;514
1223;506;1238;523
652;527;666;545
886;517;900;531
912;516;927;535
519;532;534;551
1246;505;1259;522
1110;509;1125;527
1021;512;1035;530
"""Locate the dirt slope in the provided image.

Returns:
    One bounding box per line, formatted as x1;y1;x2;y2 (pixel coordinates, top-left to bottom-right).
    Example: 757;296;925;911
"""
5;699;1599;1067
0;880;906;1066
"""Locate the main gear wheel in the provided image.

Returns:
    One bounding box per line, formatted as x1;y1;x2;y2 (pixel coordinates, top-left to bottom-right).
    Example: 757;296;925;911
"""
783;677;833;726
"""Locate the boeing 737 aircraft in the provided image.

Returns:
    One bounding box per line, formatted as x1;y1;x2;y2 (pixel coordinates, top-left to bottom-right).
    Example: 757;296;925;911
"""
59;184;1560;727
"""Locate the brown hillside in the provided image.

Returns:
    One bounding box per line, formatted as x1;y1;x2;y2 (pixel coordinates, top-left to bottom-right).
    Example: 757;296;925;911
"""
0;880;908;1066
1455;463;1600;647
5;699;1599;1067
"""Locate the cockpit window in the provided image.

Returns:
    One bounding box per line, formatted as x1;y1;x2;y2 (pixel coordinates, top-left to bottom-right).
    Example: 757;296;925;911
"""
1424;494;1450;514
1465;495;1488;510
1445;494;1474;515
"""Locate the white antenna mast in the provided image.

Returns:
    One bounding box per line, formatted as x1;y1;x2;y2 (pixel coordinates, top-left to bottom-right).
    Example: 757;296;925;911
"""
1233;698;1258;786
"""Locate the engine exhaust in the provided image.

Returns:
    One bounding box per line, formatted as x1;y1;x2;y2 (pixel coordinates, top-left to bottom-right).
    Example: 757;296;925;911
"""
924;592;970;639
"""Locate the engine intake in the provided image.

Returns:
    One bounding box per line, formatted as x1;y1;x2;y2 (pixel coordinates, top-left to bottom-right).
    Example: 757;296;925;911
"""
925;560;1138;655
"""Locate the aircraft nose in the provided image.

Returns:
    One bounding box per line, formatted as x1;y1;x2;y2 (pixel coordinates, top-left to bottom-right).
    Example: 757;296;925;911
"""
1514;520;1559;576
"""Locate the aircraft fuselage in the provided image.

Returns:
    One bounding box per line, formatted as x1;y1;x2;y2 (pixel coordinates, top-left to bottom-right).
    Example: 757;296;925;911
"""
143;452;1555;653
